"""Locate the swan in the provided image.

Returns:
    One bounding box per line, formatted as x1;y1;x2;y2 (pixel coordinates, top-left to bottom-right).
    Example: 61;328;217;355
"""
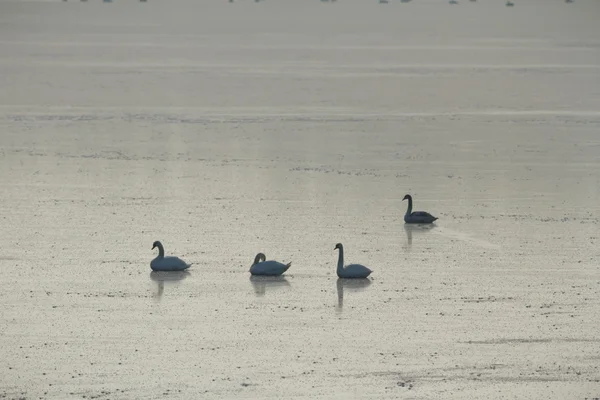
150;241;191;271
334;243;372;279
249;253;292;276
403;194;438;224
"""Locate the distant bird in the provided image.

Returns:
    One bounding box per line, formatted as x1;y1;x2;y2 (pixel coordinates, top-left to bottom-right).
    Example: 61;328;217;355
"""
334;243;372;279
380;0;389;3
449;0;458;4
150;241;192;271
402;194;438;224
249;253;292;276
506;1;514;6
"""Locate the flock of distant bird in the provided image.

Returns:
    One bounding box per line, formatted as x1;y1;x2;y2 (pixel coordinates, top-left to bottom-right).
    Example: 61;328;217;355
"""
364;0;576;6
64;0;576;4
150;194;438;279
320;0;575;5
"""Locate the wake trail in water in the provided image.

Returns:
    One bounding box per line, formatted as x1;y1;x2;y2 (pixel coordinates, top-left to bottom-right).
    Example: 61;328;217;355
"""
432;227;500;250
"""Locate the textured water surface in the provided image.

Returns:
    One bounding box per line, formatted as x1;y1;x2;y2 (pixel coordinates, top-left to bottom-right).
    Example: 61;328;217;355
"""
1;0;599;398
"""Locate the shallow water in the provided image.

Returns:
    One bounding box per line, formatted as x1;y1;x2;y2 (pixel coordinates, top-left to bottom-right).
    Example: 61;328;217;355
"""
1;0;599;398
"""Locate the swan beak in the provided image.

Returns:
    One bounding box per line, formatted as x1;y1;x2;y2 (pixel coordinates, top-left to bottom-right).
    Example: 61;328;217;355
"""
151;245;156;250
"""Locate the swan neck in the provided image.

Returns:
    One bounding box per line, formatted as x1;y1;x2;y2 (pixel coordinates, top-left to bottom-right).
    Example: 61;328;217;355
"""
336;247;344;274
157;243;165;258
405;197;413;216
253;253;264;265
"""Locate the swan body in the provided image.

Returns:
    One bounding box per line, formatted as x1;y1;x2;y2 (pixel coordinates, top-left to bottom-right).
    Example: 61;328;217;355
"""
403;194;438;224
249;253;292;276
150;241;191;271
334;243;372;279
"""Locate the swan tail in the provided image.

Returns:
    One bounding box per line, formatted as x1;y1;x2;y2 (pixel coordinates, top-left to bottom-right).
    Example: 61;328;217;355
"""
284;262;292;270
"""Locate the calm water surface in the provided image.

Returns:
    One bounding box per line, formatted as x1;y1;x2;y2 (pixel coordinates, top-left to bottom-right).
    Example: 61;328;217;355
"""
1;0;599;398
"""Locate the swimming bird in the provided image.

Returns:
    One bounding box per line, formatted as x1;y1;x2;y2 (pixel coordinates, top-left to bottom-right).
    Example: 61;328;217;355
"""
334;243;372;279
402;194;438;224
150;241;191;271
249;253;292;276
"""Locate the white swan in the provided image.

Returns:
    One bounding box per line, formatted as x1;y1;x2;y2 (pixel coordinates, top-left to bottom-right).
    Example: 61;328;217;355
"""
150;241;191;271
403;194;438;224
334;243;372;279
249;253;292;276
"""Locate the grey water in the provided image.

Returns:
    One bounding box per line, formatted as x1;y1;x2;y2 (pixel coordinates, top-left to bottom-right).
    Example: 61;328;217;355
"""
1;0;599;398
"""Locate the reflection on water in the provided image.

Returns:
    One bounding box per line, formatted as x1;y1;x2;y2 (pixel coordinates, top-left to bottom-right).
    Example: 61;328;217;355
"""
336;278;371;311
403;223;437;250
249;275;291;297
149;271;190;300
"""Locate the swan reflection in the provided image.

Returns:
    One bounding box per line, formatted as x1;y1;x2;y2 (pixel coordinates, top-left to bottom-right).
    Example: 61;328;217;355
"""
336;278;371;311
249;275;291;297
150;271;190;300
404;223;436;249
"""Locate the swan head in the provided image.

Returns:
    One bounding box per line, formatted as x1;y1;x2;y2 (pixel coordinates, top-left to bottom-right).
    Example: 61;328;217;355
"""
334;243;343;251
253;253;266;264
402;194;412;201
152;241;162;250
